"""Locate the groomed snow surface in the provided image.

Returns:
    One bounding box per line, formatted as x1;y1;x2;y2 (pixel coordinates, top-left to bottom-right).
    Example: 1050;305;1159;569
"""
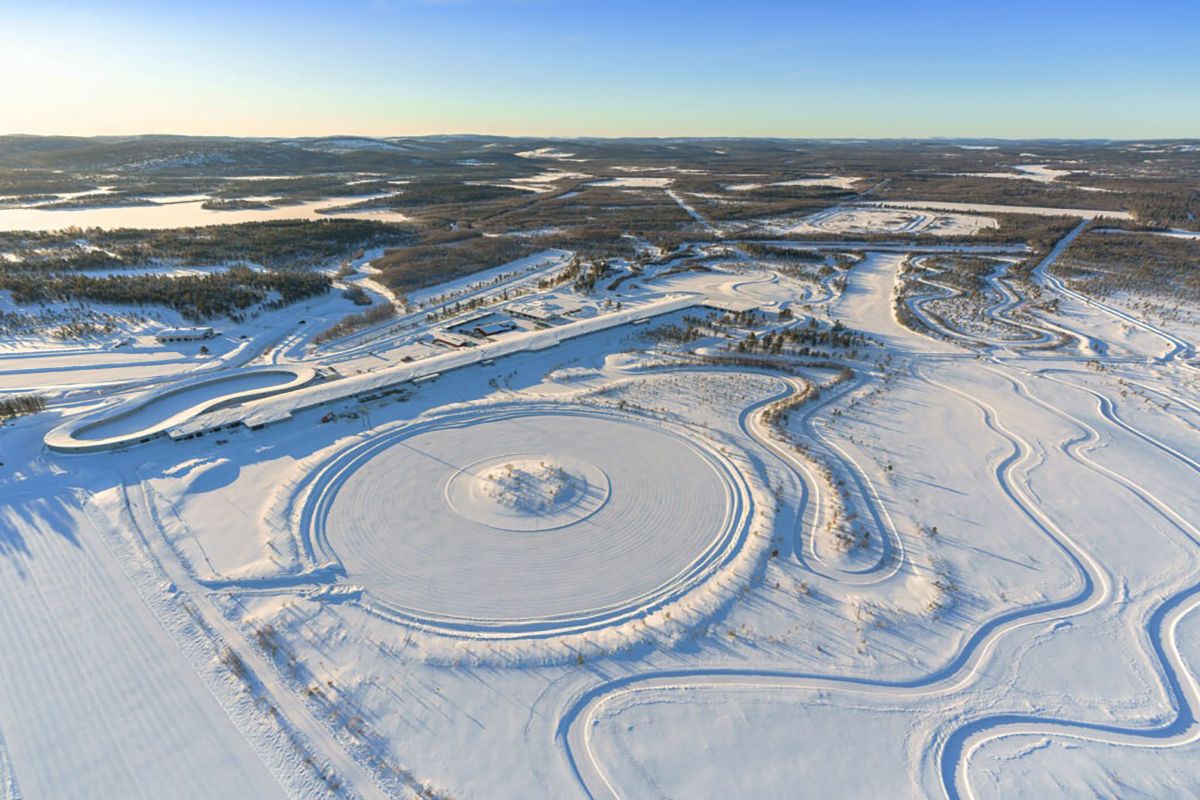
313;407;747;632
4;206;1200;798
0;494;286;800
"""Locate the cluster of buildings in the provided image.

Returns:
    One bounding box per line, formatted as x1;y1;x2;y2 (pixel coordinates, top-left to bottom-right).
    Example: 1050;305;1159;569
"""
427;298;587;350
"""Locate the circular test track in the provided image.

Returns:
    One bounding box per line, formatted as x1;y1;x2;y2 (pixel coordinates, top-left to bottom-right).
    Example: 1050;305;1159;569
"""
296;402;757;640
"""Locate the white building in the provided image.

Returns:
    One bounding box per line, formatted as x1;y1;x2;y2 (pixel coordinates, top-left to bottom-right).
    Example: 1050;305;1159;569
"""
430;331;477;348
156;327;216;344
507;297;584;322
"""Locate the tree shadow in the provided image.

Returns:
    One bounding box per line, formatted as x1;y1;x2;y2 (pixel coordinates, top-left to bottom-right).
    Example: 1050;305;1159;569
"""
0;492;83;578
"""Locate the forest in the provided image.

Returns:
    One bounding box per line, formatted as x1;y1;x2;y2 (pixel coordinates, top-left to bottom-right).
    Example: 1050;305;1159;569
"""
1057;231;1200;303
0;219;414;271
0;266;331;321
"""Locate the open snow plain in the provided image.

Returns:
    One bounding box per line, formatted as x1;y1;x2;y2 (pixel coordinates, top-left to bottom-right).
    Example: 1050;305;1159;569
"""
3;196;1200;799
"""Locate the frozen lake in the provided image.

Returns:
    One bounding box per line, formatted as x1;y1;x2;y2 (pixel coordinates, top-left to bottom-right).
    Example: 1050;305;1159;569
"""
0;194;408;232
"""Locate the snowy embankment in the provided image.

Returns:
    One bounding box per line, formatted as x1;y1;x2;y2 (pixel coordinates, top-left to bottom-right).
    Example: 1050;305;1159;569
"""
45;366;316;452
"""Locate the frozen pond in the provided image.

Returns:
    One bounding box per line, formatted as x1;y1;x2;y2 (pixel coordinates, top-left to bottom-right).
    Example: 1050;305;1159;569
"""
0;194;409;232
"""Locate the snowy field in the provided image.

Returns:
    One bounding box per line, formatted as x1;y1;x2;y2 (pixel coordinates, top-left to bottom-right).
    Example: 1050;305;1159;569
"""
587;177;674;189
764;205;996;236
865;199;1134;220
725;175;862;191
3;194;1200;799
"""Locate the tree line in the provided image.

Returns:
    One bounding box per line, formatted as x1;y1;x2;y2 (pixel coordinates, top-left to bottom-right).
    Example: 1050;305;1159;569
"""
0;266;331;321
0;219;414;272
0;394;46;420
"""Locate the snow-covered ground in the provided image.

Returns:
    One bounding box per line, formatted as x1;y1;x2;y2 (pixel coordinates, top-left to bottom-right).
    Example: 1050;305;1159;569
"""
0;492;289;799
588;177;674;189
515;147;586;161
3;203;1200;799
496;170;591;193
726;175;862;191
866;199;1133;220
943;164;1113;193
1095;226;1200;241
948;163;1071;183
763;205;996;236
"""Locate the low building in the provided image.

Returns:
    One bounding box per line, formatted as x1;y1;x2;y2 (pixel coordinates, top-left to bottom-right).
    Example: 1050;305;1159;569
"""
446;312;491;333
700;298;760;314
430;331;477;348
473;320;517;338
156;327;216;343
508;298;584;322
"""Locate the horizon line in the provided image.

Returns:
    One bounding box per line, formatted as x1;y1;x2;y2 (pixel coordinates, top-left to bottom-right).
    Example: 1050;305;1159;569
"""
4;132;1199;143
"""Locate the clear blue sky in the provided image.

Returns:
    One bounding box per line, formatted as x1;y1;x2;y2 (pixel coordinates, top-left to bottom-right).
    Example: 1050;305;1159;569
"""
4;0;1197;138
